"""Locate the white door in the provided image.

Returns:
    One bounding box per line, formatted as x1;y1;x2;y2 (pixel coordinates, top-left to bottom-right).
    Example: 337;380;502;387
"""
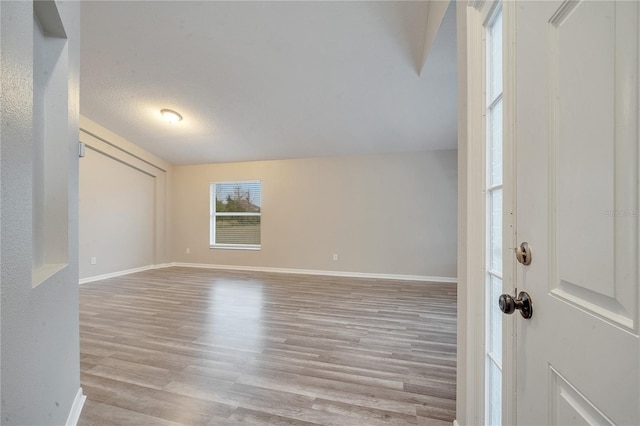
511;1;639;424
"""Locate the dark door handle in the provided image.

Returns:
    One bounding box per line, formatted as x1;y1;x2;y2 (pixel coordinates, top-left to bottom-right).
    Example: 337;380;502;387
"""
499;291;533;319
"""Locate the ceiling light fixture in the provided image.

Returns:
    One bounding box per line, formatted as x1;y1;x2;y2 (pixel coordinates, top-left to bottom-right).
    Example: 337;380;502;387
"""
160;109;183;124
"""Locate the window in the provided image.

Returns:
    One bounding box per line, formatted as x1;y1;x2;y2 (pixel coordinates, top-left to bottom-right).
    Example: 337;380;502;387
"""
485;6;503;426
210;181;262;249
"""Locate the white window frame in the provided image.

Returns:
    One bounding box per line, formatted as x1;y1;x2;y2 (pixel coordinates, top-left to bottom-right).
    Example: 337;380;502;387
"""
461;1;516;425
209;180;262;250
484;6;504;426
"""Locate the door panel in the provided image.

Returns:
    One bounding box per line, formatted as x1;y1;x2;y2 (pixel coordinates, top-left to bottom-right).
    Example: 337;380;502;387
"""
513;1;639;424
550;0;637;330
553;1;615;299
549;366;615;426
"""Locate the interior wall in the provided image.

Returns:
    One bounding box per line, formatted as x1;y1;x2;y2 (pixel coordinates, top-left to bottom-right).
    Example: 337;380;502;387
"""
79;149;155;278
78;116;172;280
172;150;458;279
0;1;81;424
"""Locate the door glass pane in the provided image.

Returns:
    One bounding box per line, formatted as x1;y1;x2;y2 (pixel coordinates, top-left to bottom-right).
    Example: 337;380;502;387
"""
485;6;503;426
490;99;503;186
489;360;502;426
489;275;503;361
490;188;503;272
489;11;503;98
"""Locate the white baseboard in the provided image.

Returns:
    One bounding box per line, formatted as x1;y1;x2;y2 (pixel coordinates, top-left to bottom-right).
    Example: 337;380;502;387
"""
79;263;171;284
453;420;459;426
168;262;457;283
79;262;457;284
65;387;86;426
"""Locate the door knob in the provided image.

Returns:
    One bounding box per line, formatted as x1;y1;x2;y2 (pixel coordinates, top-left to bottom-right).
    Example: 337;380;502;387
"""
499;291;533;319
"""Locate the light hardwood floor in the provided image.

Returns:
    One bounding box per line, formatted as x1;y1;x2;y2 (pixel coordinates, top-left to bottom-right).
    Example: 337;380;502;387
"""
78;267;457;425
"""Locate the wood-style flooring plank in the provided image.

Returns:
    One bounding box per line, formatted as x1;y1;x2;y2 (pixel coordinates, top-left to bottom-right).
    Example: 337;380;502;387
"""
78;267;456;425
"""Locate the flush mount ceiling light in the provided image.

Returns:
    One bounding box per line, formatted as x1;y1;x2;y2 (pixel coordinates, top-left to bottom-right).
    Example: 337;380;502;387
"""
160;109;182;124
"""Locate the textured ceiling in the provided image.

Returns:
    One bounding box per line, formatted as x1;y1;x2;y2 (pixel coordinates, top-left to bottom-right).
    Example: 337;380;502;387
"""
80;1;457;165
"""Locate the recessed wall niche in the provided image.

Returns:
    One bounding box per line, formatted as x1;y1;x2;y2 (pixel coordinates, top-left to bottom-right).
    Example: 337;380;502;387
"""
32;1;69;287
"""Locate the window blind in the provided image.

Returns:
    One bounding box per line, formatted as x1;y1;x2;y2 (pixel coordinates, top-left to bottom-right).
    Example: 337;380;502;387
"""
210;181;261;247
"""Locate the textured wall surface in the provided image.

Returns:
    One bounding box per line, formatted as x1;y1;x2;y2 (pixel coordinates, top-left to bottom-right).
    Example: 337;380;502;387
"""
78;116;173;280
0;1;81;424
172;150;458;278
79;148;155;278
78;114;456;281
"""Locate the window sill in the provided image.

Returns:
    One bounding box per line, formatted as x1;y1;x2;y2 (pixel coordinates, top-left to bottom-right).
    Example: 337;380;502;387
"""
209;244;261;251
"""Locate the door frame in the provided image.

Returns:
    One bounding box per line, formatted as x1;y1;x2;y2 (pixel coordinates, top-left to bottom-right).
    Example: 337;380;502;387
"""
457;1;517;424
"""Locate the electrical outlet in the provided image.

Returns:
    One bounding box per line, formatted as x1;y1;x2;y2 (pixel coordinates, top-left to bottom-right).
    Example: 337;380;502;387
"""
90;257;97;265
186;248;190;254
332;253;338;261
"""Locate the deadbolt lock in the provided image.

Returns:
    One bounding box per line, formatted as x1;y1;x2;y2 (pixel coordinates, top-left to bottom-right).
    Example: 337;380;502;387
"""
515;242;532;265
499;291;533;319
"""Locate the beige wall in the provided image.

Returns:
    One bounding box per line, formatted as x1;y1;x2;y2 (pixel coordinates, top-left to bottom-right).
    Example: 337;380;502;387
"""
78;118;457;280
79;148;155;278
172;150;457;278
78;116;172;280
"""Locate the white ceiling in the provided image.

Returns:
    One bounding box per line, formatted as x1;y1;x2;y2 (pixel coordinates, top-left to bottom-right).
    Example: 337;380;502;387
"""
80;1;457;165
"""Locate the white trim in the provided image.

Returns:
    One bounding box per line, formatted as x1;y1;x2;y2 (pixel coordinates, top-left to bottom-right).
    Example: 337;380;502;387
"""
214;212;260;217
502;1;518;424
78;262;457;284
78;263;171;284
453;420;459;426
465;2;517;424
210;180;262;247
468;0;485;12
484;5;504;425
168;262;457;284
465;2;490;425
65;388;86;426
209;244;261;251
210;179;261;186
